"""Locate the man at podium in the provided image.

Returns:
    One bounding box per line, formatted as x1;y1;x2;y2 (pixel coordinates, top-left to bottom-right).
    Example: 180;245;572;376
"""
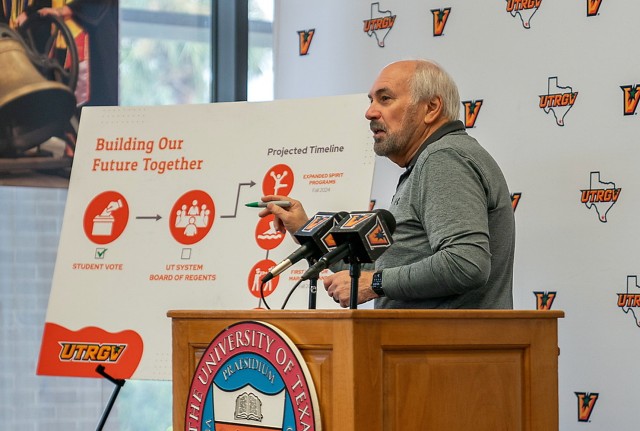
260;59;515;310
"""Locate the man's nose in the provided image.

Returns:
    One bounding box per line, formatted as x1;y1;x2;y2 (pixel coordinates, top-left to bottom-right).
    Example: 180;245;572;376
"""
365;104;380;120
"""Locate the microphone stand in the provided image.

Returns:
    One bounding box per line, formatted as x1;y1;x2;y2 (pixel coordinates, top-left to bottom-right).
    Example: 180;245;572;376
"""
307;257;318;309
308;277;318;309
349;261;361;310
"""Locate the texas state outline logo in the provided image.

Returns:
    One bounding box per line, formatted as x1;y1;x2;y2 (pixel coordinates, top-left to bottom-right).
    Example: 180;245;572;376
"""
506;0;541;29
363;2;396;47
185;321;321;431
539;77;578;126
616;275;640;327
580;171;621;223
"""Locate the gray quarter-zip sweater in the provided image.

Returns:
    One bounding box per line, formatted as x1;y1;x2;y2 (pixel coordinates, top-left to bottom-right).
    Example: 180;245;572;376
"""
374;120;515;309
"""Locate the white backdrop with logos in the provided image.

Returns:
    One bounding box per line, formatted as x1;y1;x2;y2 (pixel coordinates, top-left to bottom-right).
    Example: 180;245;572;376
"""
273;0;640;428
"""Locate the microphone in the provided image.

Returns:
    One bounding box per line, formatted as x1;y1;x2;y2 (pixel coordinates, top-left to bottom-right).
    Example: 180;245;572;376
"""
261;211;349;283
300;209;396;281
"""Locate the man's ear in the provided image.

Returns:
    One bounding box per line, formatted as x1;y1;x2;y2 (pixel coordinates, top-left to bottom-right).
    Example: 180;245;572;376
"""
423;96;444;124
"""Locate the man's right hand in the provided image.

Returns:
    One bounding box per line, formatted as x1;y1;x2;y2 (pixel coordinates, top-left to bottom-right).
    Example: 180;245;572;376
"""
258;195;309;235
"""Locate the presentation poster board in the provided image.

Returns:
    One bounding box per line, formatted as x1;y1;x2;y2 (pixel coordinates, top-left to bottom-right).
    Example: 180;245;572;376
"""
37;95;376;380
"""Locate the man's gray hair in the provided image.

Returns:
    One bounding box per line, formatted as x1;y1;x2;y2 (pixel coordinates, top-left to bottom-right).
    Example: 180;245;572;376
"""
409;60;461;121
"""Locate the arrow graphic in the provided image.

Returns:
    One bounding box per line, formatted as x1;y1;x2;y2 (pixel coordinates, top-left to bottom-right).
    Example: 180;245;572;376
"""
221;181;256;218
136;215;162;221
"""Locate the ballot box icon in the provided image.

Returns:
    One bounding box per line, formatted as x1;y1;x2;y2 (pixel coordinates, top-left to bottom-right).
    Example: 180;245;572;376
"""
92;214;115;236
83;194;129;245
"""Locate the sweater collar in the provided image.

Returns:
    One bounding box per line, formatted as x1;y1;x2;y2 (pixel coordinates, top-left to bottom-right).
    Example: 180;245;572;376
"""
396;120;466;188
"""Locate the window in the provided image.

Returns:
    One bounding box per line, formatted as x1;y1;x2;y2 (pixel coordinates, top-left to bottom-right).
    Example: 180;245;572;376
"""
119;0;273;106
248;0;273;101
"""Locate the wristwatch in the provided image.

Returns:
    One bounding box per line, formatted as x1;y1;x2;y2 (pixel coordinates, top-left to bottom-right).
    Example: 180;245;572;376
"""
371;271;385;297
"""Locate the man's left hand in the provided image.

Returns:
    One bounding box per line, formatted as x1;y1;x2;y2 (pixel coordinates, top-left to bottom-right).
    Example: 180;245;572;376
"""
321;270;378;308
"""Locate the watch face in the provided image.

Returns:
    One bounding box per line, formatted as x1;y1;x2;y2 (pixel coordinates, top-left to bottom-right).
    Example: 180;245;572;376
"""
372;272;384;296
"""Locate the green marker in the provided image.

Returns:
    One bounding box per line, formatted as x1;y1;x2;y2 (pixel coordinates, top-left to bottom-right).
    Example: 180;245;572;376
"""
245;201;292;208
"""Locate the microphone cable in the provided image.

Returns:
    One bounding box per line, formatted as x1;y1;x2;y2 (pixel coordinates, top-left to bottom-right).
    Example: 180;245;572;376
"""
280;278;304;310
260;281;271;310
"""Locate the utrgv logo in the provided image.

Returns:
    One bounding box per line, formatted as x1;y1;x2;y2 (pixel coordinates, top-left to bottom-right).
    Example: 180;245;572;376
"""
506;0;541;29
617;275;640;327
431;8;451;36
58;343;126;362
575;392;599;422
580;171;621;223
462;100;483;128
363;2;396;47
366;218;392;248
621;84;640;116
587;0;603;16
510;192;522;211
297;29;315;56
539;77;578;126
534;291;556;310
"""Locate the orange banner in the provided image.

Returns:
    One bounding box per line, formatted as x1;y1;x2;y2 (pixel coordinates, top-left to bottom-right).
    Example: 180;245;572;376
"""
37;322;143;379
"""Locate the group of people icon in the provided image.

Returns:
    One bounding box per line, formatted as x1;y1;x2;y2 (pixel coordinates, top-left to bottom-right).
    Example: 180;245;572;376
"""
174;200;211;237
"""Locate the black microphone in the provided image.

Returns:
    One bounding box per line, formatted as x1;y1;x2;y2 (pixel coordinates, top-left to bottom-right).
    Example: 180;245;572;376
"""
261;211;349;283
300;209;396;281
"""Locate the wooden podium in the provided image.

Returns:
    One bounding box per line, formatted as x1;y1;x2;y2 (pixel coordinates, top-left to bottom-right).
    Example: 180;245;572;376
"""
169;309;562;431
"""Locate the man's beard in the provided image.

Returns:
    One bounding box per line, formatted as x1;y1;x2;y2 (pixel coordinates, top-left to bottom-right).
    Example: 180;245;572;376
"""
371;105;419;158
372;126;403;157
